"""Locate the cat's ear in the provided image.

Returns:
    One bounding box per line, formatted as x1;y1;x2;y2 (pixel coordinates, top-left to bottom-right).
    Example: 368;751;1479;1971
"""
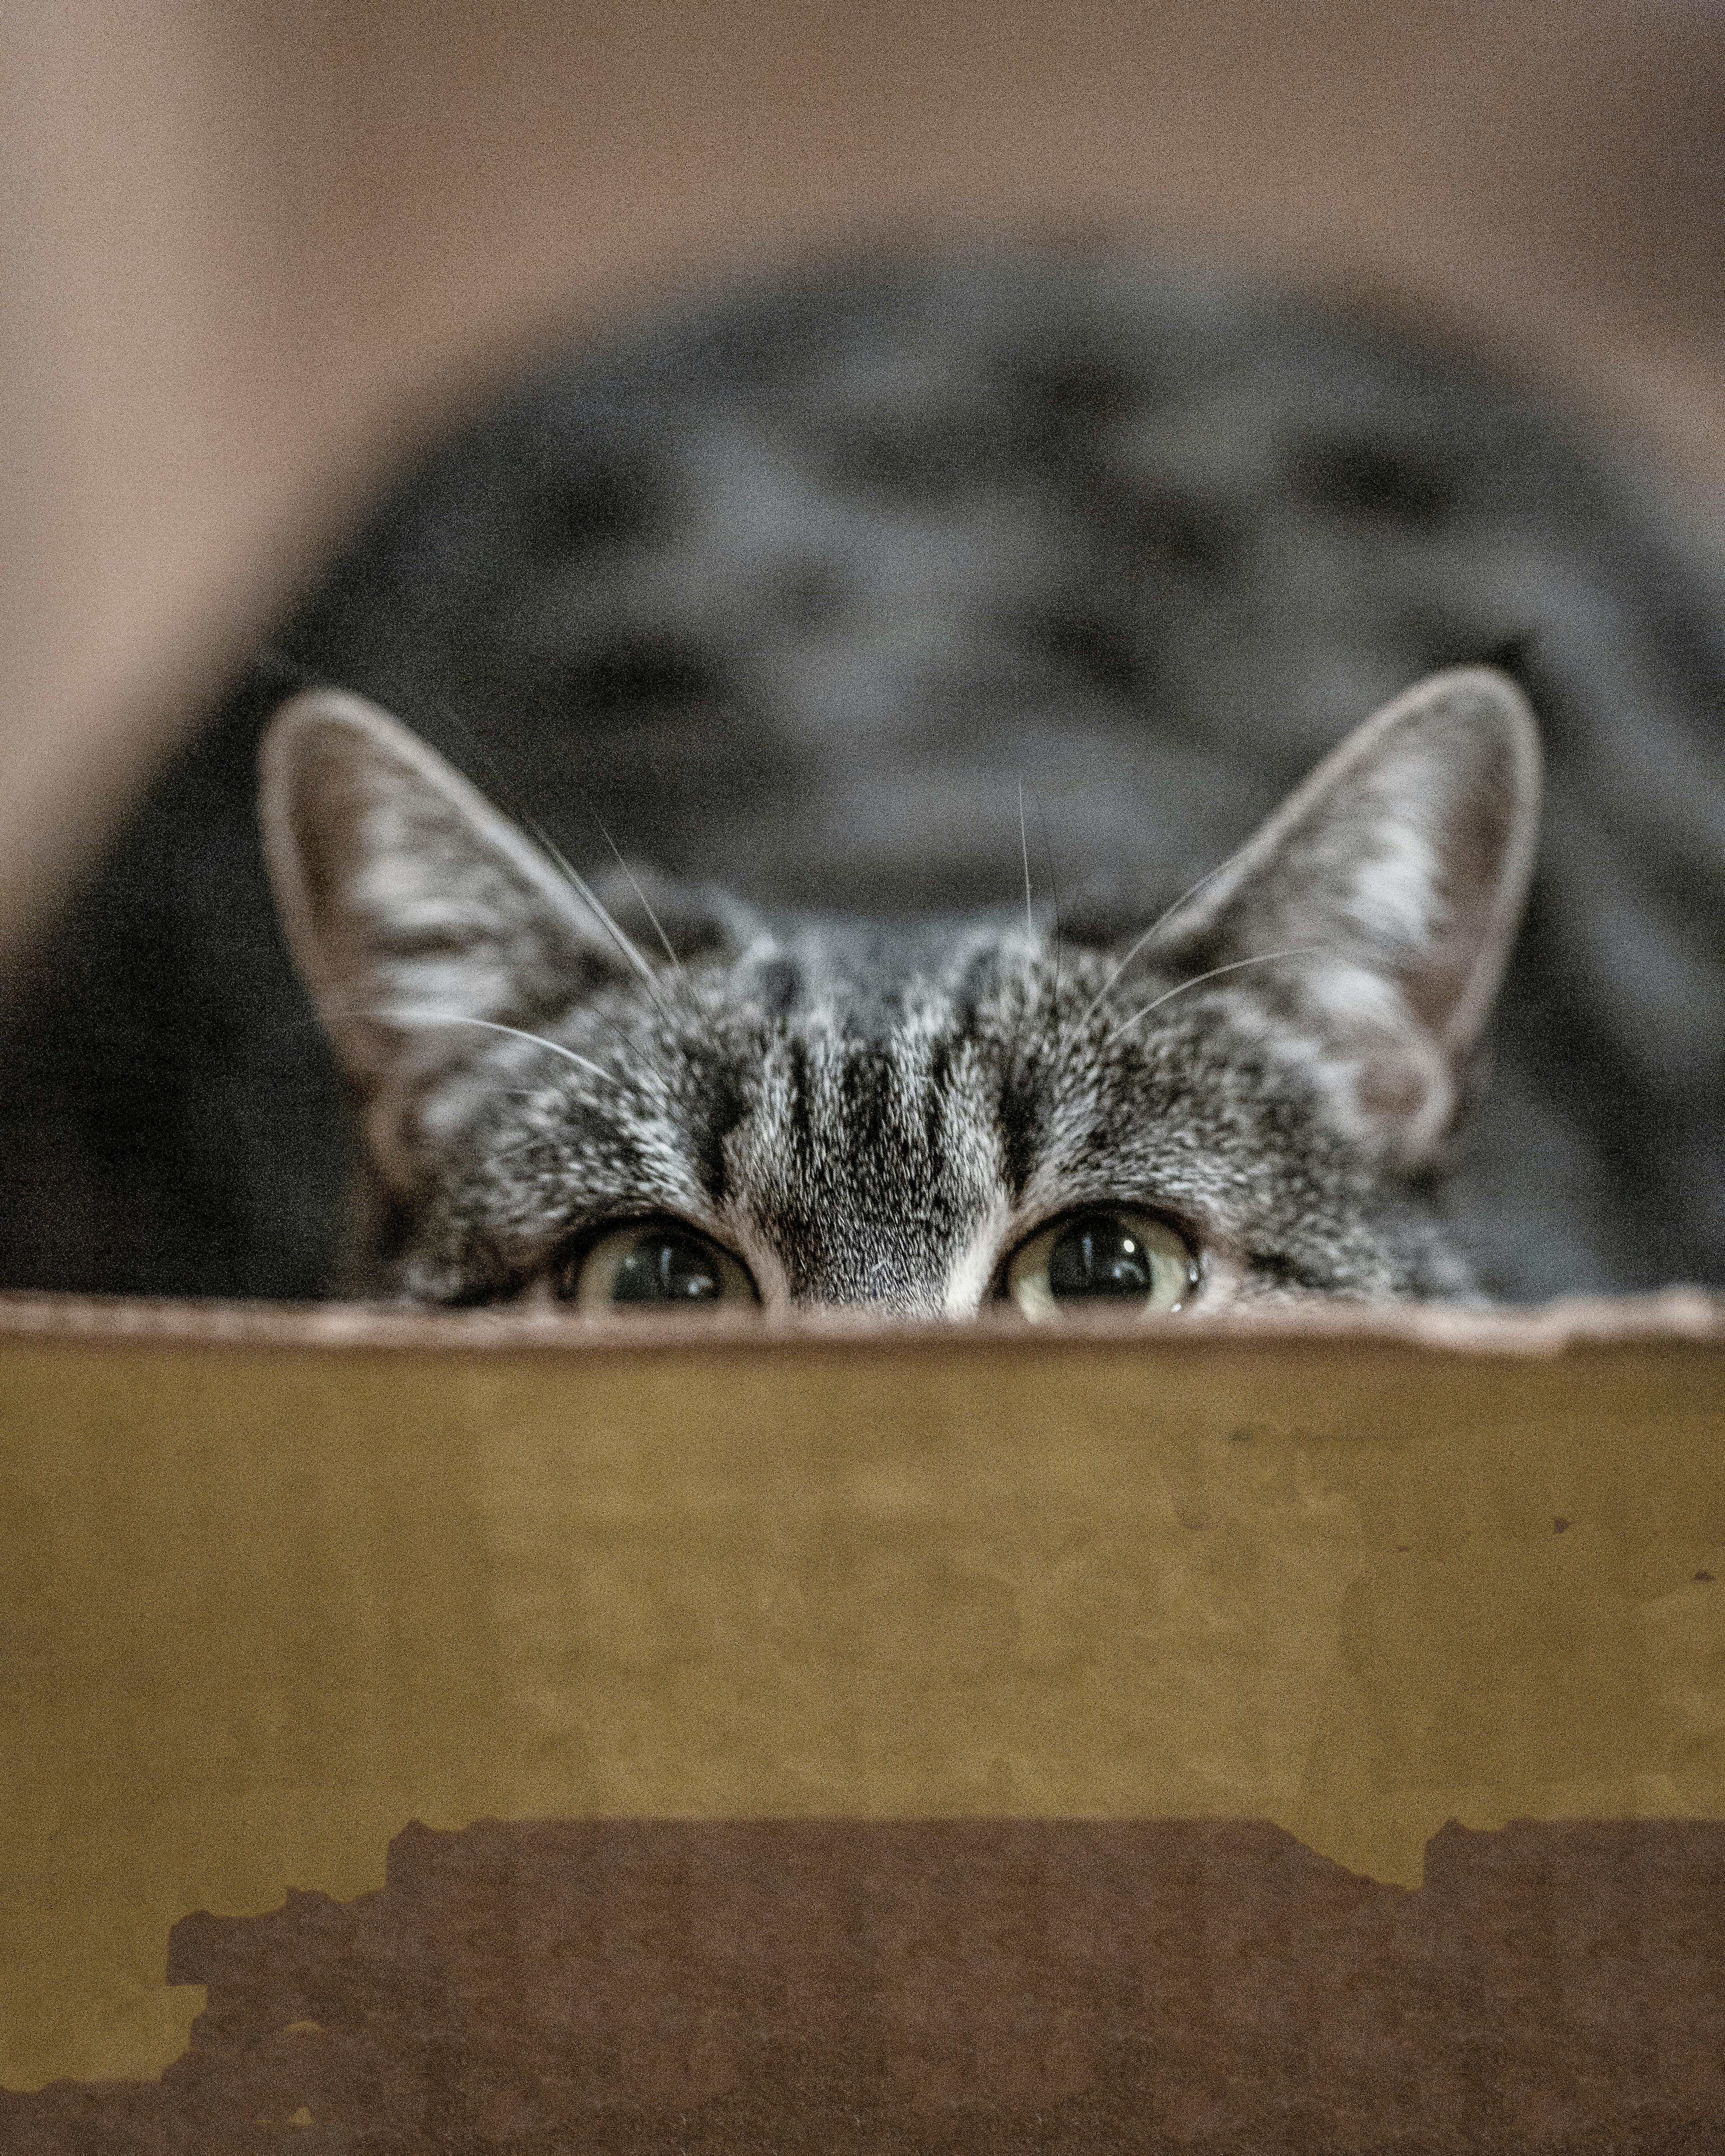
1146;666;1540;1168
260;688;654;1186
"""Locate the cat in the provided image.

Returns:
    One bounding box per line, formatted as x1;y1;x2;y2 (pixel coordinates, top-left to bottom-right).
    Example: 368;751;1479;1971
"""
257;663;1537;1315
0;246;1720;1304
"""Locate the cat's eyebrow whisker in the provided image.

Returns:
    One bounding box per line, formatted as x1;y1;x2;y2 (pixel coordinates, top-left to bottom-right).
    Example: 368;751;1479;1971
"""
406;689;677;1013
1102;947;1324;1049
593;819;685;979
1004;778;1044;1094
1078;856;1244;1028
376;1008;614;1084
524;819;674;1015
392;999;669;1092
1017;780;1035;946
1027;786;1064;1060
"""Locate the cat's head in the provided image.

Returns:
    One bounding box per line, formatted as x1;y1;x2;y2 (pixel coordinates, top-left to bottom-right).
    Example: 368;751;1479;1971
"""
259;667;1538;1316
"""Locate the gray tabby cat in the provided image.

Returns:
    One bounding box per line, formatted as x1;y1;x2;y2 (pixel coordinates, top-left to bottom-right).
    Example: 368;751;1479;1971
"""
259;664;1536;1316
0;248;1718;1303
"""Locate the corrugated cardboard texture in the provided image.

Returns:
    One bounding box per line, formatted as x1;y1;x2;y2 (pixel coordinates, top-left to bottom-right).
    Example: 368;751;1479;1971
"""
2;1292;1722;2131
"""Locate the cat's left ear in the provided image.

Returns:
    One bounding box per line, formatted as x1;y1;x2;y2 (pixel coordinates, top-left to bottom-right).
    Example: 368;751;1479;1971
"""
259;687;711;1189
1144;666;1540;1168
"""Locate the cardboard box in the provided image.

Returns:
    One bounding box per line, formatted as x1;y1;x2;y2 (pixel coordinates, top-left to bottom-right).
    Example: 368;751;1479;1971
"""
3;1290;1722;2147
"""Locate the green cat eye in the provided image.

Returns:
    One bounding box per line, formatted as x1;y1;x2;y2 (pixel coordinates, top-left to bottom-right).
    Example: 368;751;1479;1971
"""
566;1221;759;1313
1004;1208;1196;1321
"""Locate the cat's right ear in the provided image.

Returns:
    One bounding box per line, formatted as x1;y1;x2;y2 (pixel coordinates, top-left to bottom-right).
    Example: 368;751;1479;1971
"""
1136;666;1541;1171
259;689;645;1188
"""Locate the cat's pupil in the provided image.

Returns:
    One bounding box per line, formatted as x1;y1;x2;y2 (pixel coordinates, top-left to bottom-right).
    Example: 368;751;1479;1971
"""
1046;1214;1156;1300
610;1229;723;1304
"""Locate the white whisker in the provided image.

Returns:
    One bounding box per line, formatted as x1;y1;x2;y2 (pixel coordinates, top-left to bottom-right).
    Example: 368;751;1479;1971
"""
380;1008;613;1083
1102;947;1322;1049
1017;780;1035;945
594;820;684;978
1077;854;1244;1028
1036;793;1063;1030
525;817;671;1012
390;690;673;1010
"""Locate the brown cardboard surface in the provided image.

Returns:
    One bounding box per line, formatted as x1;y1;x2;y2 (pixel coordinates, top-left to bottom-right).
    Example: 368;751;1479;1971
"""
1;1290;1722;2107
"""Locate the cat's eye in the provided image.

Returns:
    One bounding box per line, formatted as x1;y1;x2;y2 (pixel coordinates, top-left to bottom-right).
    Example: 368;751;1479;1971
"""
1003;1208;1196;1321
563;1220;759;1313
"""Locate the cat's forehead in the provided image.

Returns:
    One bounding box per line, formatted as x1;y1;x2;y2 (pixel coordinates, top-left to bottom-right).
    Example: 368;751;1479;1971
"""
414;932;1438;1309
734;911;1026;1022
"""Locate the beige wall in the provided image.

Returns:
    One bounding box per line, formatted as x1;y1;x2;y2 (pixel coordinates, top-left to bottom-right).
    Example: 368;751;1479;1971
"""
2;0;1720;965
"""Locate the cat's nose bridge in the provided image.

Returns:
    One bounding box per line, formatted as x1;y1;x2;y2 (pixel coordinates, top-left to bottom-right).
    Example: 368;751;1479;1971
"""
761;1156;1001;1315
775;1215;960;1316
755;1116;987;1314
734;1008;1007;1310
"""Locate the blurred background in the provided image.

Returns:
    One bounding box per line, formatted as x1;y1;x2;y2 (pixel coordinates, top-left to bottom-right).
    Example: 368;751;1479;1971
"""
1;0;1721;972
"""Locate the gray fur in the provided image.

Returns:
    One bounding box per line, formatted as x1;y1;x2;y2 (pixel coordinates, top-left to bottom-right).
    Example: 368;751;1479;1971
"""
262;668;1535;1314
